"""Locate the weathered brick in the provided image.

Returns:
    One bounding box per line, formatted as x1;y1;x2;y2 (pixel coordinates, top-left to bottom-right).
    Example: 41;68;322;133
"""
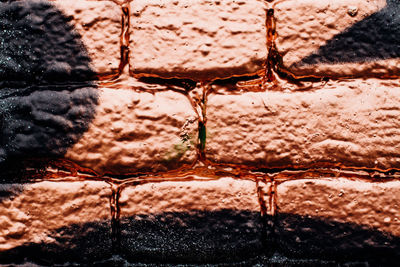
49;0;122;77
130;0;266;80
274;0;400;78
275;178;400;260
0;180;112;263
206;79;400;170
119;177;265;263
64;87;198;175
0;85;98;168
0;0;121;83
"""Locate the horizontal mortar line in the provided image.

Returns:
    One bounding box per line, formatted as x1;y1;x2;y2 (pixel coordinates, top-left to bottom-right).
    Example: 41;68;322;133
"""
0;81;100;90
12;158;400;187
95;73;400;93
1;72;397;93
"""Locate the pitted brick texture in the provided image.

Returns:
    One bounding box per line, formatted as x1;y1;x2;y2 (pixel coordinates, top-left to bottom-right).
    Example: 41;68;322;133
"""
275;0;400;78
276;178;400;258
119;178;265;262
130;0;266;80
119;178;261;214
0;181;110;252
0;0;94;82
0;85;98;163
0;0;400;264
64;87;198;175
0;0;121;82
206;79;400;170
49;0;122;76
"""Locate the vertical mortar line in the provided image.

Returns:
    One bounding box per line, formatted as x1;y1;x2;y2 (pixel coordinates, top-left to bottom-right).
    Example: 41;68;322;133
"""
264;1;279;236
271;177;279;254
119;2;130;73
264;7;277;83
270;177;277;217
109;182;122;253
197;81;210;162
256;176;277;254
256;177;268;217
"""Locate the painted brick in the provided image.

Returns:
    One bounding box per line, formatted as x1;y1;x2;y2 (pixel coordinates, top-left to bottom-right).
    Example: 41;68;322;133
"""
49;0;122;77
0;0;122;83
274;0;399;78
206;79;400;170
129;0;266;80
0;181;112;263
0;84;98;168
119;177;265;263
64;87;198;176
275;178;400;260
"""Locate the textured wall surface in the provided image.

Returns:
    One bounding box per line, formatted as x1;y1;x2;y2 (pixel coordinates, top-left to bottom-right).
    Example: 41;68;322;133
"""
0;0;399;265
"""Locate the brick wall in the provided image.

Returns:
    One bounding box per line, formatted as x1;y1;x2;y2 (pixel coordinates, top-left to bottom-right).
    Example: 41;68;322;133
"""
0;0;399;265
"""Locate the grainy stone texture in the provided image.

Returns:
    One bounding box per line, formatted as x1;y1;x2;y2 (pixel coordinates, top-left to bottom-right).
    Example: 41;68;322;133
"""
0;0;121;82
49;0;122;77
275;178;400;260
64;87;198;175
0;85;98;168
206;79;400;170
119;177;265;263
275;0;400;78
0;0;400;265
130;0;266;80
0;0;94;83
0;181;112;263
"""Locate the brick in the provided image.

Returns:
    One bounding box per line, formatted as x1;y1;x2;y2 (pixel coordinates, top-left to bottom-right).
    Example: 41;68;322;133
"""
119;177;265;263
130;0;266;80
0;83;197;177
0;0;121;84
0;180;112;263
64;87;198;176
206;79;400;170
275;178;400;260
0;85;98;168
49;0;122;77
274;0;400;78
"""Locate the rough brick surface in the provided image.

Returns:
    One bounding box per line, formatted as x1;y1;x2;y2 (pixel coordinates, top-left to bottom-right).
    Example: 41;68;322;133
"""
0;0;122;83
130;0;266;80
119;178;265;263
64;87;198;175
275;0;400;78
0;0;399;265
0;85;98;166
0;0;92;83
275;178;400;260
0;181;111;263
206;79;400;170
49;0;122;76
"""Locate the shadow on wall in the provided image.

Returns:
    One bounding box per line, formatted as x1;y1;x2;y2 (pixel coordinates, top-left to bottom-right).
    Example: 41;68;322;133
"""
0;210;264;265
0;0;98;181
276;213;400;265
0;220;112;265
0;211;400;265
297;0;400;66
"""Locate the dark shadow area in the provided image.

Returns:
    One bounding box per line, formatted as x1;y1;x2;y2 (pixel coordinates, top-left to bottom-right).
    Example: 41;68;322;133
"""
0;85;98;182
297;0;400;66
0;220;112;265
276;213;400;266
0;0;96;85
138;77;197;91
0;0;99;181
0;210;265;265
120;209;265;264
1;211;399;265
0;182;24;200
